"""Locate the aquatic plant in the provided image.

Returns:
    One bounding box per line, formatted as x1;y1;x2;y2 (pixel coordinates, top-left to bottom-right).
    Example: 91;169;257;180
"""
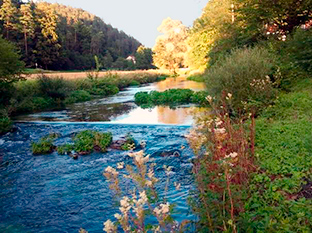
31;138;54;155
134;89;209;107
57;143;74;155
73;130;112;154
120;133;136;151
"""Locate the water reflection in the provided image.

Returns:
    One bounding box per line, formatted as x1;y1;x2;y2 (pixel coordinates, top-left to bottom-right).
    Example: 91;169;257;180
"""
14;77;208;125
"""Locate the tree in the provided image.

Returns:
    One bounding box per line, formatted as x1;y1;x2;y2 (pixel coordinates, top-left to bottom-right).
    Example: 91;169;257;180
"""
0;36;24;105
0;0;18;39
153;17;188;73
19;3;35;55
135;45;153;69
186;0;233;69
235;0;312;40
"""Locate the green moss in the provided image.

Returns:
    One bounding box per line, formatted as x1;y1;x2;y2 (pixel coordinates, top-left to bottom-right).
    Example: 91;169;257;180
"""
0;115;12;135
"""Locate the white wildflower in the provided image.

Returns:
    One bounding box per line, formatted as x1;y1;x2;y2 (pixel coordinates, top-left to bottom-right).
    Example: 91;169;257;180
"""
117;162;124;169
105;166;119;176
114;213;122;220
215;128;226;134
206;95;213;102
103;219;116;233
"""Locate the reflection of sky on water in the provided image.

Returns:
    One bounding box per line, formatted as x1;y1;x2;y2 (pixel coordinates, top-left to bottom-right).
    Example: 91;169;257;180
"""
14;77;207;125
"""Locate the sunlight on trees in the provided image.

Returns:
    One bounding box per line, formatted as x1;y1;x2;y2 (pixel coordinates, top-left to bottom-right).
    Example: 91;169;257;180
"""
153;17;188;73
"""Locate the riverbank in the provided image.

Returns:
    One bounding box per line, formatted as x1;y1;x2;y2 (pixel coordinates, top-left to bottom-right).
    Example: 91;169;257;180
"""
0;70;169;134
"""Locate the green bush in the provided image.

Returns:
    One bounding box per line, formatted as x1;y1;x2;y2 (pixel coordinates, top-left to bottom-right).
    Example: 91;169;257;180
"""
94;132;113;152
68;90;91;103
37;75;72;100
0;111;12;135
31;138;54;155
74;130;95;154
57;144;74;155
129;80;140;86
73;130;112;154
121;133;136;151
204;46;277;113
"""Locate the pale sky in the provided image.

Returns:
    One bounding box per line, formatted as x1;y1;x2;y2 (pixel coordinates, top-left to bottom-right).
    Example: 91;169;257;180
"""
43;0;208;48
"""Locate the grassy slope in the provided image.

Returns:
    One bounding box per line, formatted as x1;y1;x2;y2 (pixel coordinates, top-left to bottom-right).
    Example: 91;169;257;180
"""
241;79;312;231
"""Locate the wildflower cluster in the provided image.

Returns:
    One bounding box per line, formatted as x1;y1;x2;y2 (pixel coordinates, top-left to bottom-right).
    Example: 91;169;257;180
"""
187;92;256;232
102;150;186;232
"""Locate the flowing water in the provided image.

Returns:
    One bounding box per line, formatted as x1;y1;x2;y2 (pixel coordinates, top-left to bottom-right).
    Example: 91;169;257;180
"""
1;77;206;232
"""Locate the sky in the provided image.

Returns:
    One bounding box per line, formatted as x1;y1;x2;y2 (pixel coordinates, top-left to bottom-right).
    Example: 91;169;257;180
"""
42;0;208;48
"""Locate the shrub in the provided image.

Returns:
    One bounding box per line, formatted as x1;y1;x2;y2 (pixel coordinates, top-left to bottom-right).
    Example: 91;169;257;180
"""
121;133;136;151
57;144;74;155
74;130;95;154
69;90;91;103
0;110;12;135
73;130;113;154
129;80;140;86
204;46;277;114
37;75;72;100
31;138;54;155
94;132;113;152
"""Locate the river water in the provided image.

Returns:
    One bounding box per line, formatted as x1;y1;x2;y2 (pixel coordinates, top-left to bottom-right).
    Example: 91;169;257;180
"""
0;77;206;232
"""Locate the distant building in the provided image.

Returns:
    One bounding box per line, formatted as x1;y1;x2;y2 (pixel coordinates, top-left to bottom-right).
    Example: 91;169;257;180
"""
126;55;136;64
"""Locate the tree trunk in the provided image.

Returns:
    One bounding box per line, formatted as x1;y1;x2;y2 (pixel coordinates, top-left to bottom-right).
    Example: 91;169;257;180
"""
24;31;28;56
6;29;9;40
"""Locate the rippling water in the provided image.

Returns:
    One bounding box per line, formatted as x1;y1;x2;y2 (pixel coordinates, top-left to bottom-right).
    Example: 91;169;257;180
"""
0;123;196;232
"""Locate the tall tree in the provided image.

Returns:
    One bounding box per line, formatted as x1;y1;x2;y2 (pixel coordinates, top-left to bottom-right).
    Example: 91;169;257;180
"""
0;0;18;39
19;3;35;55
153;17;188;73
187;0;233;69
135;45;153;69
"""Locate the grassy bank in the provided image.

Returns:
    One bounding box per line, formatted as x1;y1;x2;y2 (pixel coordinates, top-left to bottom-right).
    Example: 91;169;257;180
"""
242;79;312;231
0;71;168;134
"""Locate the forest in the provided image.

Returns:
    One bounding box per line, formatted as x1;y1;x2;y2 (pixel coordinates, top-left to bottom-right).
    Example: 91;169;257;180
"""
0;0;148;70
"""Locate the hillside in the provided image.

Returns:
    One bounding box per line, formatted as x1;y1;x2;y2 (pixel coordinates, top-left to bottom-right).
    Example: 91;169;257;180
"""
0;0;141;70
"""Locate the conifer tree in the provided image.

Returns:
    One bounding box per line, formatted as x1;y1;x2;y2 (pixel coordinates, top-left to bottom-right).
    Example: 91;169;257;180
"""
19;3;35;55
0;0;18;39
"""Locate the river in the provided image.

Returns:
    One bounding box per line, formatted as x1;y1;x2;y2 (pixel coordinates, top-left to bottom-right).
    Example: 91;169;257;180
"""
0;77;206;232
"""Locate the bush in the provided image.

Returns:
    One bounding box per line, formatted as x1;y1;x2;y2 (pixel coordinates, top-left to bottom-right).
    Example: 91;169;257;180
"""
65;90;91;104
73;130;112;154
37;75;72;100
134;89;209;106
31;138;54;155
204;46;277;113
0;111;12;135
57;144;74;155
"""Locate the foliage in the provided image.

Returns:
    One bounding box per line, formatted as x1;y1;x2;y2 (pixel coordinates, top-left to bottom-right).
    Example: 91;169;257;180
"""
120;133;136;151
73;130;112;154
0;1;141;70
0;110;12;135
240;83;312;231
187;94;256;232
37;75;72;100
0;36;24;84
186;73;205;82
64;90;91;104
134;89;209;107
153;17;188;73
204;47;277;114
186;0;233;69
57;143;74;155
102;150;188;232
31;137;54;155
135;45;154;70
